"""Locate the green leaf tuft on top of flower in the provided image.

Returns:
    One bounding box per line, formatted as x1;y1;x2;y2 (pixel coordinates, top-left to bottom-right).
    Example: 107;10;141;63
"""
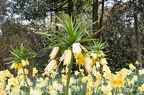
38;14;96;50
4;43;36;69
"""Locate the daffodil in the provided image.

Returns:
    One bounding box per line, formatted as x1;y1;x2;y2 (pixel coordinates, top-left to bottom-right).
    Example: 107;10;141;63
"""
32;68;38;77
100;85;113;95
138;84;144;91
138;69;144;75
90;52;97;64
129;63;136;71
99;58;108;65
111;72;125;90
74;70;79;76
120;68;131;78
44;60;57;71
96;61;100;68
130;75;138;85
135;60;140;65
102;64;111;79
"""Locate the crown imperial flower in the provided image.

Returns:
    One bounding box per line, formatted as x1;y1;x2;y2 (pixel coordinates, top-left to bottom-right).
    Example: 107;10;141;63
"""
44;60;57;71
49;47;59;60
21;59;29;66
72;43;82;58
63;50;72;66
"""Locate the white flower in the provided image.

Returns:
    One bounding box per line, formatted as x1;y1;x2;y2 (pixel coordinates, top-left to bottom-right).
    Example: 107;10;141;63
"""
72;43;82;58
30;88;43;95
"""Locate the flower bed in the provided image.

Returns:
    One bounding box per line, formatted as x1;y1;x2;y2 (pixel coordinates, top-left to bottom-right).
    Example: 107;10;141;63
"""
0;62;144;95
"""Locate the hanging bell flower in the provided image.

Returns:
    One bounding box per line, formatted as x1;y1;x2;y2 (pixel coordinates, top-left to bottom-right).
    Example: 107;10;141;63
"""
44;60;57;71
84;54;92;73
63;50;72;66
21;59;29;66
72;43;82;58
49;47;59;60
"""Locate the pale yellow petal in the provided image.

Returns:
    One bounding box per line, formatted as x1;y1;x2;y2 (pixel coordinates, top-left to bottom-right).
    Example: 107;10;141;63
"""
84;57;92;73
72;43;81;56
44;60;57;71
63;50;72;66
99;58;108;65
21;59;29;66
49;47;59;60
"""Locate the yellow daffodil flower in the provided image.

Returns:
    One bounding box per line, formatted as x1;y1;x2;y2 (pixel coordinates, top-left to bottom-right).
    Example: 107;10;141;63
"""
32;68;38;77
129;63;136;71
138;69;144;75
138;84;144;91
135;60;140;65
99;58;108;65
90;52;97;63
102;64;111;79
111;72;125;90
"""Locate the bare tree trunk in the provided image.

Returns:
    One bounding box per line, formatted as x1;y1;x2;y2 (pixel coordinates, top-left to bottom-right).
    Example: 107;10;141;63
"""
134;13;142;68
68;0;73;16
93;0;99;38
99;0;104;29
49;11;53;30
55;12;58;31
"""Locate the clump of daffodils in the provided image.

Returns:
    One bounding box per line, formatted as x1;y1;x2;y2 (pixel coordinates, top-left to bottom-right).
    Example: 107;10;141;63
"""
1;56;144;95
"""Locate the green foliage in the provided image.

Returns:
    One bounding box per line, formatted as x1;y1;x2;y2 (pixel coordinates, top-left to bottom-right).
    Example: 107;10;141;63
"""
37;14;98;51
0;0;143;73
0;19;50;71
4;43;36;64
87;40;107;52
0;35;31;70
1;19;28;36
102;0;144;71
12;0;92;20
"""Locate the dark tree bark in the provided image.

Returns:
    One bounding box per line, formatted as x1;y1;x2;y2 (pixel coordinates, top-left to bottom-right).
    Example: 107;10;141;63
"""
99;0;104;29
68;0;74;16
134;13;142;68
93;0;99;38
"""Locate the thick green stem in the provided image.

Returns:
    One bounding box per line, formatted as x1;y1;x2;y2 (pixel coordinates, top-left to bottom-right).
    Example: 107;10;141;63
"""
65;62;72;95
22;66;30;91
